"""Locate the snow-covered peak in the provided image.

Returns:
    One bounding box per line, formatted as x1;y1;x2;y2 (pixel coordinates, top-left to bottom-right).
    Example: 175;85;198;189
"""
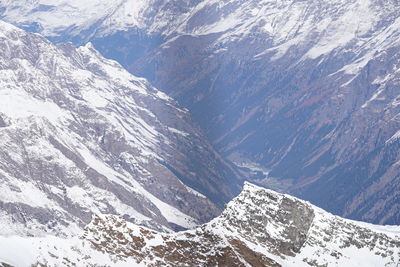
2;0;400;77
0;183;398;266
1;1;398;45
210;182;400;266
0;19;241;236
0;0;152;38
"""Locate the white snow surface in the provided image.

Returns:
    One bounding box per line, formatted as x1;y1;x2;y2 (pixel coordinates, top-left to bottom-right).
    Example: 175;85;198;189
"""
0;183;398;266
0;234;144;267
0;0;144;37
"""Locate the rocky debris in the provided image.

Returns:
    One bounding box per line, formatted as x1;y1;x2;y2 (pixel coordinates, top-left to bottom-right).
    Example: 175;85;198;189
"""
2;183;397;266
82;183;400;266
81;214;281;267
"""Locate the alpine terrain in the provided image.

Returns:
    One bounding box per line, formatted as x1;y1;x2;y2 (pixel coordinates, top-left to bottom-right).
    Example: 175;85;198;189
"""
0;1;399;266
0;183;399;266
1;0;400;224
0;19;242;237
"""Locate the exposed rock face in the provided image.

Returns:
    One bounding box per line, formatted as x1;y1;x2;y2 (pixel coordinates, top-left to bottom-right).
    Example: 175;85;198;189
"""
0;20;242;236
82;215;282;267
0;115;6;127
0;183;398;266
2;0;400;224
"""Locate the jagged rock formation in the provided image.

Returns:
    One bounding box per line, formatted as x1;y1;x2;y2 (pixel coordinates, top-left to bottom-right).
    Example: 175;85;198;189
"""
0;183;398;266
1;0;400;224
0;20;242;236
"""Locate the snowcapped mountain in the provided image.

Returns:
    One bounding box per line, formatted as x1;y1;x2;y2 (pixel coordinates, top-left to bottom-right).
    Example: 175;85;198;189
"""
1;183;398;266
0;19;243;237
1;3;399;266
2;0;400;50
3;0;399;225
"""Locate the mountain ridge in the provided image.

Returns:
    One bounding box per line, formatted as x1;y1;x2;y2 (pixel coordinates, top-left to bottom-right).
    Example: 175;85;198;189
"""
5;0;399;224
0;182;399;266
0;19;242;236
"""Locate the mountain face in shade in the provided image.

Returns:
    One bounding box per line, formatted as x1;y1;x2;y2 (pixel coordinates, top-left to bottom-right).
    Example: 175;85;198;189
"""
2;0;400;225
0;20;242;236
0;183;399;266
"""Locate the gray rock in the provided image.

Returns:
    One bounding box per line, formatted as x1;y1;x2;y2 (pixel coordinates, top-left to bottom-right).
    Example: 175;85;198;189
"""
0;20;241;236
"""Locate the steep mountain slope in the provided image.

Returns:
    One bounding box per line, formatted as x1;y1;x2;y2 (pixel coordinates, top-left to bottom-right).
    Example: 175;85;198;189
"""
1;183;399;266
3;0;399;225
0;20;242;236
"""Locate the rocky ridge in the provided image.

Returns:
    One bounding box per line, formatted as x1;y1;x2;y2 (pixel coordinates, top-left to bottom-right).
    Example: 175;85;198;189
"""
0;183;399;266
0;19;241;236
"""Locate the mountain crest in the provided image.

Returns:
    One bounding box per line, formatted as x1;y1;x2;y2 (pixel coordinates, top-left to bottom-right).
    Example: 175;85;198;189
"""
0;19;241;236
1;183;398;266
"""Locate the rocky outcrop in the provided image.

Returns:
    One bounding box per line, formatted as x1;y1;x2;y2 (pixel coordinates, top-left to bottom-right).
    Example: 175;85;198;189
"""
63;184;400;266
0;116;6;127
1;183;398;266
